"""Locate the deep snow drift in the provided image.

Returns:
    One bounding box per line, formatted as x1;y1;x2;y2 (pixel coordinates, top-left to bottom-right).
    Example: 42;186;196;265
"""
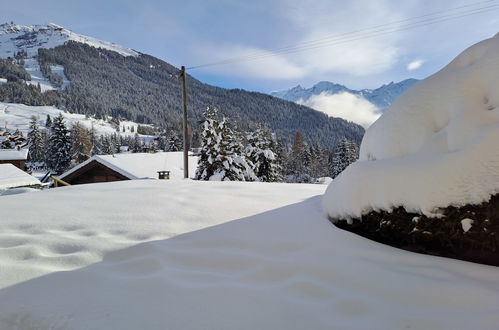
0;180;498;329
324;33;499;219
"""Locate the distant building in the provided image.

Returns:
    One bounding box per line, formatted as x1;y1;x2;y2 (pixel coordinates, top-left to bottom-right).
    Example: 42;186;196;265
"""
0;163;41;190
58;152;198;185
0;149;29;171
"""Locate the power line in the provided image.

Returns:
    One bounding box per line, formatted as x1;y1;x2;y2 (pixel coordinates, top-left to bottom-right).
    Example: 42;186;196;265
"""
188;1;499;70
196;0;496;63
189;3;499;69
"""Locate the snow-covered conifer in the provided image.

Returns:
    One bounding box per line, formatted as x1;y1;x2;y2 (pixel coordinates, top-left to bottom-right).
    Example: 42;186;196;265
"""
131;133;141;153
330;137;359;178
218;117;255;181
45;114;52;128
100;135;116;155
27;116;44;163
195;107;254;181
195;107;222;180
167;130;182;152
90;125;101;155
46;113;72;174
245;126;281;182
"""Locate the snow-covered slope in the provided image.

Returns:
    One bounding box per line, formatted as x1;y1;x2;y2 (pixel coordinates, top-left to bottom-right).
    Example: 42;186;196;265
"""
271;79;419;111
0;102;141;136
1;180;498;329
23;58;70;92
0;22;138;58
324;33;499;219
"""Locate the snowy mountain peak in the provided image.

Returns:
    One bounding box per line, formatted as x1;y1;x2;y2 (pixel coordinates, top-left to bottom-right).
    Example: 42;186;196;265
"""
271;78;419;111
0;22;139;58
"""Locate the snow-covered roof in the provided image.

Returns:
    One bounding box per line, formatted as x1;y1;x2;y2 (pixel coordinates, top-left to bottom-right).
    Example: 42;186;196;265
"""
59;152;198;181
0;163;41;189
0;148;28;160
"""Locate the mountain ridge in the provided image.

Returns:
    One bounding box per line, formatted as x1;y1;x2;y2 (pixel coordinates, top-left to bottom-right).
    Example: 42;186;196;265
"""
271;78;420;111
0;22;138;58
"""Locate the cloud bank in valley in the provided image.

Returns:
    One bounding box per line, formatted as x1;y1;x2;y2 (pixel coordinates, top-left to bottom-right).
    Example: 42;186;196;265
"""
297;91;381;128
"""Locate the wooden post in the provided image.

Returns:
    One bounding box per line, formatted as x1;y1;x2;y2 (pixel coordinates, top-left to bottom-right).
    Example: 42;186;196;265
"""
181;66;189;179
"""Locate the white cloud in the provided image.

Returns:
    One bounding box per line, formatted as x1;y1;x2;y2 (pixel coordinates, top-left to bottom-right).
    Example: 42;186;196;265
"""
188;0;405;80
297;91;380;128
192;44;306;80
407;59;424;71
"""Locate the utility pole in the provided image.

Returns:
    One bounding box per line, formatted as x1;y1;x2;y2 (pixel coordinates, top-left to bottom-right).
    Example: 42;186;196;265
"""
180;66;189;179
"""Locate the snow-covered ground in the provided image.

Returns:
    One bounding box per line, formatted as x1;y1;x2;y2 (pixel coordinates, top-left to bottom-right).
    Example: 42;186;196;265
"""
324;33;499;220
0;180;498;329
0;102;142;137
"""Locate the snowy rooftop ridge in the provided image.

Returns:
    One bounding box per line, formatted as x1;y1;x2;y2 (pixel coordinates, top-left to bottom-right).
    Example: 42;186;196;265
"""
59;152;199;181
0;163;40;189
0;148;28;160
0;22;139;58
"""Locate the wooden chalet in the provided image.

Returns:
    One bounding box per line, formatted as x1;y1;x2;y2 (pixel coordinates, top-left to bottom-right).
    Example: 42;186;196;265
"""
58;152;198;185
0;148;29;171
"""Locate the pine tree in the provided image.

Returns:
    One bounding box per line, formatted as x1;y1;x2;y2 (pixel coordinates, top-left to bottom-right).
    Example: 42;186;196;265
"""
330;137;359;178
245;126;281;182
167;131;182;152
157;131;168;151
100;135;116;155
218;117;254;181
131;133;141;153
195;107;253;181
71;122;92;164
46;113;72;174
89;124;100;155
27;116;44;163
45;114;52;129
195;107;222;180
309;143;327;179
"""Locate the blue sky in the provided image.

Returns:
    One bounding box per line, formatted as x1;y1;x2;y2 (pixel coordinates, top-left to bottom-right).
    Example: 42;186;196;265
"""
2;0;498;93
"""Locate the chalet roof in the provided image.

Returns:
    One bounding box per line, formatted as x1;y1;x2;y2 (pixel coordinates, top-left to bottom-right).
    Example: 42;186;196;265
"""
0;164;41;189
59;152;198;181
0;148;28;161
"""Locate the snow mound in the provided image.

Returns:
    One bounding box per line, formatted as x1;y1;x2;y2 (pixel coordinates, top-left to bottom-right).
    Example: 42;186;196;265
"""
0;23;138;58
324;33;499;219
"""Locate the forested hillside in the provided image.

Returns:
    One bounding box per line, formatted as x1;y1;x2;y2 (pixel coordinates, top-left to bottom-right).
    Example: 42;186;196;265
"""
0;41;364;148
